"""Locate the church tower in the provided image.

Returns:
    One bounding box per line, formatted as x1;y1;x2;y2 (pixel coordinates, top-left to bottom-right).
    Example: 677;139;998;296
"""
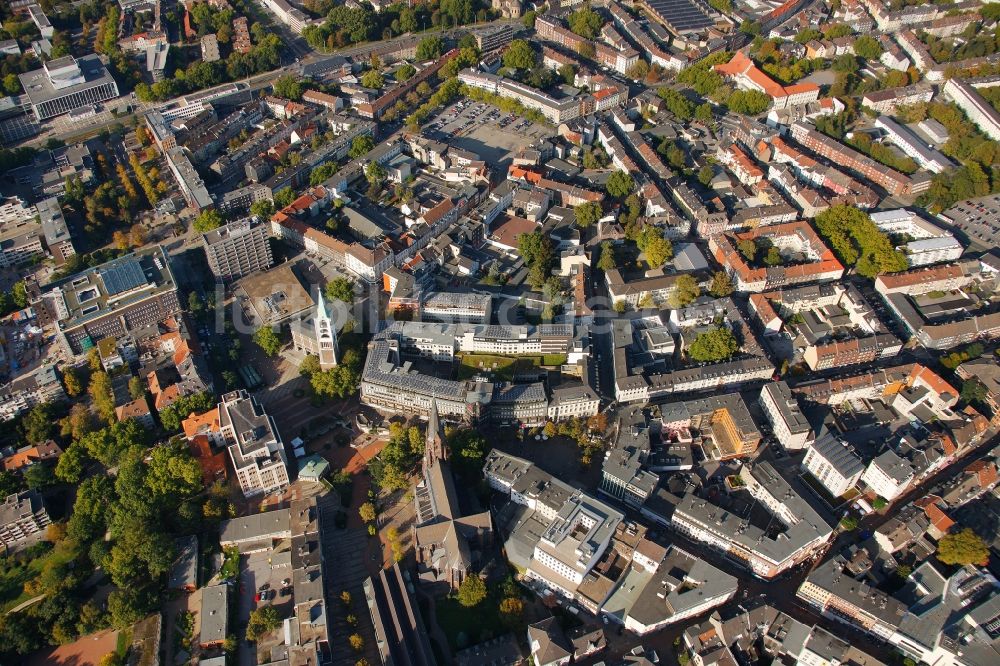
424;399;447;469
314;290;338;370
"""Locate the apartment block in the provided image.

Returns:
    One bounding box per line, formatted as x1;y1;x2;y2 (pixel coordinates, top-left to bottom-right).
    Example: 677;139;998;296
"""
760;381;813;450
802;431;865;498
202;216;274;283
797;556;906;640
218;390;289;497
790;122;911;196
0;490;50;551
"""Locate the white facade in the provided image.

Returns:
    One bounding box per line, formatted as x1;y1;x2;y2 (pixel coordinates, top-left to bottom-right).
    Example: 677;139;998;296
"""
759;381;813;450
861;452;914;501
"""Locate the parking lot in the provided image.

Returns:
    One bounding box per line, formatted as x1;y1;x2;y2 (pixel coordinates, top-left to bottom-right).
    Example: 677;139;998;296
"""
238;551;295;664
423;100;556;177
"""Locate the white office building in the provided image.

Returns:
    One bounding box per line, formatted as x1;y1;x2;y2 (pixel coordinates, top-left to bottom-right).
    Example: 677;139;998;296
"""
802;432;865;498
760;381;813;450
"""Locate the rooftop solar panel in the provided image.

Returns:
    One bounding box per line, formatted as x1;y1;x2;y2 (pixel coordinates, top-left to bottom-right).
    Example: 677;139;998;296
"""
99;258;147;296
645;0;715;31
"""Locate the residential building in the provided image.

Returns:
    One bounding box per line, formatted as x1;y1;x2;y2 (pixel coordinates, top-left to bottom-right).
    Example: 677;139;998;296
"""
710;221;845;292
790;122;913;196
0;366;66;421
18;55;119;121
944;78;1000;142
0;490;50;551
862;84;933;114
529;619;606;666
874;115;953;173
869;209;963;267
421;291;492;324
644;462;833;579
199;584;229;647
760;381;813;450
797;556;906;640
202;216;273;282
861;450;915;501
802;431;865;498
218;390;289;497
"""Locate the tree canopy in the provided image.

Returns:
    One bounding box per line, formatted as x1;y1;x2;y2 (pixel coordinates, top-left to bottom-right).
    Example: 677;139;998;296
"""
688;327;739;362
457;574;488;607
567;6;604;39
814;206;908;278
503;40;536;70
574;201;602;228
937;528;990;566
606;171;635;199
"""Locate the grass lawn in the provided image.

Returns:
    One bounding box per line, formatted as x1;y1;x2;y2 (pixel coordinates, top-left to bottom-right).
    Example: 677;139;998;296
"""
455;354;569;381
435;593;503;651
0;541;66;613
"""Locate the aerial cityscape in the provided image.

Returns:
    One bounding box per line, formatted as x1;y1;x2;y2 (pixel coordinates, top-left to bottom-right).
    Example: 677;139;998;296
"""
1;0;1000;665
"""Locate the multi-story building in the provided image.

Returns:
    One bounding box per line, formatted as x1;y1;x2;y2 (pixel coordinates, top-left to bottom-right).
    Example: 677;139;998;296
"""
32;246;180;357
797;556;907;640
861;449;915;501
0;490;50;551
421;291;491;324
802;431;865;498
202;216;274;282
0;366;66;422
759;381;813;450
474;23;513;52
716;51;820;110
861;84;933;114
869;209;963;267
710;221;845;292
36;197;75;265
874;115;953;173
547;384;600;422
260;0;313;33
944;78;1000;142
790;122;912;196
19;55;119;121
484;450;624;600
645;462;833;579
600;409;659;509
166;146;213;212
218;390;289;497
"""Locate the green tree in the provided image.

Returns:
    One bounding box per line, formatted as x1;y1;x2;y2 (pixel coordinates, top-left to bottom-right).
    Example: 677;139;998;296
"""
23;402;55;444
12;280;28;308
961;379;988;405
193;209;223;233
687;327;739;361
854;35;882;60
253;326;283;356
558;63;576;86
416;36;444;60
658;88;694;120
695;103;713;123
503;39;536;70
396;63;416;81
246;605;280;642
325;277;355;303
347;134;375;160
361;70;385;90
272;75;304;100
574;201;602;228
250;199;274;219
937;528;990;566
0;470;22;496
55;442;88;483
24;464;57;490
457;574;487;607
814;206;908;277
597;241;617;271
359;501;376;523
567;6;604;39
605;171;635;199
709;271;734;297
840;515;859;531
726;90;770;115
89;371;116;424
698;165;714;186
145;444;202;499
299;354;321;376
365;161;387;188
669;274;701;308
128;376;146;400
637;226;673;268
273;187;296;209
